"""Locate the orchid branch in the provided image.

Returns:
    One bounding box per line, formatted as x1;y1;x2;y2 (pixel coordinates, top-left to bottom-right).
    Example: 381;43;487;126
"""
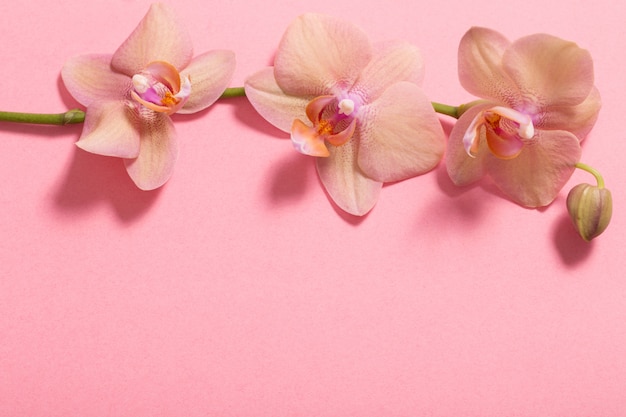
0;109;85;125
575;162;605;189
1;87;482;126
0;87;247;126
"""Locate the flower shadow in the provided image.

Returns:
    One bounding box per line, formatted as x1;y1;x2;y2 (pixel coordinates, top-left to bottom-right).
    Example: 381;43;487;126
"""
552;212;594;267
0;120;81;139
422;163;490;228
266;151;313;206
54;148;161;223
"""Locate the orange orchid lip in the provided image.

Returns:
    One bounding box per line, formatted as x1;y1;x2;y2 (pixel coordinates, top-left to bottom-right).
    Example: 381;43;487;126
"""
290;95;359;157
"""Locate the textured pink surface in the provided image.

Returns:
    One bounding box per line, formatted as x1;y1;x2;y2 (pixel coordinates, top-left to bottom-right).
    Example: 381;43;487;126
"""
1;1;625;416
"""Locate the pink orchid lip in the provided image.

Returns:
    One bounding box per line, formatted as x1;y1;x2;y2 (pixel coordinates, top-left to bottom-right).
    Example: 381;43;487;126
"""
130;60;191;115
463;105;534;159
290;94;359;157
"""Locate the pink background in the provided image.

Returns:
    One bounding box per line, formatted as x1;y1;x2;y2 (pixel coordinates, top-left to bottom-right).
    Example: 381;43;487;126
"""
1;0;625;415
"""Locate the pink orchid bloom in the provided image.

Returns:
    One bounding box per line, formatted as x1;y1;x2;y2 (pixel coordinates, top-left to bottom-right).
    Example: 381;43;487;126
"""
245;14;445;215
446;27;601;207
62;3;235;190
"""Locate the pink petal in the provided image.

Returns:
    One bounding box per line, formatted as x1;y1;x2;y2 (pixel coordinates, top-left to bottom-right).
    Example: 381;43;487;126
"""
61;54;131;106
179;50;236;114
111;3;193;77
503;33;594;107
457;27;519;103
539;86;601;141
446;102;493;186
316;137;382;216
244;67;310;132
274;13;372;96
353;41;424;102
124;113;178;190
75;100;140;158
357;82;445;183
291;119;329;157
484;129;581;207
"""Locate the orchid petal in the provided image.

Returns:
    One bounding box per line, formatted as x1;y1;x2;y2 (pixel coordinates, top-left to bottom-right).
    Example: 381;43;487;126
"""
458;27;519;103
446;102;493;186
75;101;140;159
316;137;382;216
124;112;178;190
111;3;193;77
274;13;372;96
179;50;236;114
357;82;444;182
245;68;310;132
291;119;330;157
353;41;424;102
484;129;581;207
62;54;131;106
540;86;601;141
503;34;594;106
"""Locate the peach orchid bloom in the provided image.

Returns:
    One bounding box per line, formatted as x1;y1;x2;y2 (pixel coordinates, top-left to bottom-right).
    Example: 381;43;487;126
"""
62;3;235;190
446;27;601;207
245;14;445;216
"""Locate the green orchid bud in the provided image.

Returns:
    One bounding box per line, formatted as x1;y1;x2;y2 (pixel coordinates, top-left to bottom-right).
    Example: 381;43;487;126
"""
566;183;612;241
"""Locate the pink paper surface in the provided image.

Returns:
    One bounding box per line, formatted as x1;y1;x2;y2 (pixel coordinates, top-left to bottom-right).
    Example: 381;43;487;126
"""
1;1;625;416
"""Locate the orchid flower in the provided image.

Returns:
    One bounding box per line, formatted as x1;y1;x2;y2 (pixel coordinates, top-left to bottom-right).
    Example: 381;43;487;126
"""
446;27;601;207
61;3;236;190
244;14;445;215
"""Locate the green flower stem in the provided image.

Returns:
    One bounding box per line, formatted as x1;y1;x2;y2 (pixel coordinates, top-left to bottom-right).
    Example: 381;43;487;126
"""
0;109;85;125
431;100;487;119
575;162;606;189
219;87;246;98
431;102;459;118
0;87;246;126
2;84;482;126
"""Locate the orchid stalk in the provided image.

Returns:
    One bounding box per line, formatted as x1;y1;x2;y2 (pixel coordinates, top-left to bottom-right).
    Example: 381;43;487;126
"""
0;88;246;126
0;109;86;125
575;162;605;189
2;92;473;126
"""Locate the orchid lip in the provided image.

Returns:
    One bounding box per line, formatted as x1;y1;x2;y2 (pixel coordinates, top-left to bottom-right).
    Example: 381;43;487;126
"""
130;61;191;115
463;106;535;158
290;94;359;157
489;106;534;139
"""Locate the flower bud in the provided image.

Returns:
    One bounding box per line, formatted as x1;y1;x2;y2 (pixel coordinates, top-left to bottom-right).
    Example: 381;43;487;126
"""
566;183;612;241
